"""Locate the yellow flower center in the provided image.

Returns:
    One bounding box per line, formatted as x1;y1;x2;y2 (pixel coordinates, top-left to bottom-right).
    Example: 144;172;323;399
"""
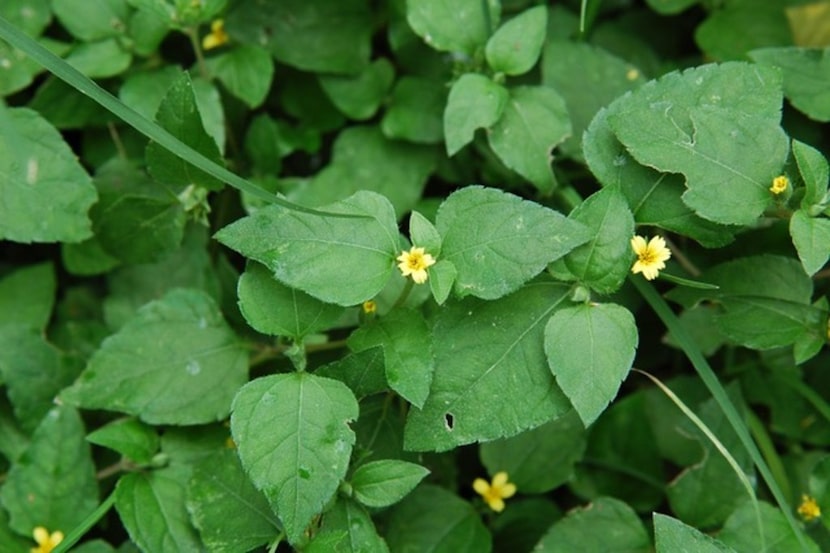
798;494;821;522
630;235;671;281
473;471;517;512
362;300;377;314
396;247;436;284
770;175;789;195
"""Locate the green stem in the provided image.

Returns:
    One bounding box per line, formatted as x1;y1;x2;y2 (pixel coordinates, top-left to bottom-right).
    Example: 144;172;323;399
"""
52;490;117;553
186;26;209;80
392;279;415;309
746;408;792;502
268;532;285;553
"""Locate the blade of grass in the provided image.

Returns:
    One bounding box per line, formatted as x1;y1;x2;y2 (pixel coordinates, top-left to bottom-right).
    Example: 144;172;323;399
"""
632;277;810;550
51;489;116;553
0;16;346;218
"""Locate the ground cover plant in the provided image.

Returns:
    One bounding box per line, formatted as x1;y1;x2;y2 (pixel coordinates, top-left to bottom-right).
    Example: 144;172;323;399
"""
0;0;829;551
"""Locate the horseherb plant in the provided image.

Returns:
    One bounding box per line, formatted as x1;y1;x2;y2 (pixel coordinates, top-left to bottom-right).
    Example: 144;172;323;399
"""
0;0;829;551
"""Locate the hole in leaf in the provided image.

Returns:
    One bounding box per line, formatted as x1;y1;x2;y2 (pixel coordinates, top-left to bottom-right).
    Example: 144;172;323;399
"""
444;412;454;431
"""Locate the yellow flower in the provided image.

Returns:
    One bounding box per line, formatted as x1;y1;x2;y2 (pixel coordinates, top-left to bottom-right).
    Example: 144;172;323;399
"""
630;235;671;281
473;471;517;512
396;246;436;284
202;19;229;50
770;175;789;195
798;494;821;522
31;527;63;553
362;300;377;314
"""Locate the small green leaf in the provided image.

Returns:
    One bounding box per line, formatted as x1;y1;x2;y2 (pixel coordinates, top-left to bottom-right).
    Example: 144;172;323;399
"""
310;498;389;553
406;0;500;56
64;38;131;78
206;44;274;108
238;261;345;339
695;3;790;61
790;210;830;276
319;58;395;121
315;348;388;400
85;418;159;464
653;513;737;553
444;73;508;156
545;303;637;426
718;501;820;553
62;288;248;425
0;406;99;535
231;372;358;544
488;85;571;193
409;211;441;255
52;0;129;41
348;309;433;408
382;76;446;144
186;449;282;552
750;47;830;122
436;186;590;300
216;190;400;306
485;6;547;76
644;0;698;15
0;0;51;36
0;508;30;553
428;260;457;305
792;139;830;211
0;262;55;330
351;460;430;508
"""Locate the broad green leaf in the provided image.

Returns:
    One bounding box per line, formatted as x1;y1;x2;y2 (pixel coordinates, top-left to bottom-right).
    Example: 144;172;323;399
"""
790;210;830;276
793;298;828;364
488;85;571;193
607;63;788;225
485;6;546;75
0;105;96;243
653;513;736;552
315;348;388;400
205;44;273;108
0;39;40;96
351;460;430;508
584;106;733;247
116;466;204;552
719;501;820;553
146;72;224;191
545;303;637;426
444;73;508;156
385;484;492;553
479;410;586;493
127;3;170;56
319;58;395;121
62;288;248;425
0;406;98;535
0;262;55;330
186;449;281;552
290;126;434;217
52;0;129;41
562;188;634;295
404;281;573;452
406;0;500;56
542;41;645;160
435;186;590;300
644;0;698;15
348;309;433;407
310;498;389;553
243;115;292;175
0;396;29;462
281;70;345;132
64;38;131;78
382;76;445;144
0;325;79;432
534;497;650;553
231;372;359;544
238;261;345;339
61;236;120;276
751;47;830;122
0;0;51;36
159;424;229;465
28;76;111;129
664;305;726;358
85;417;159;464
695;2;790;61
809;456;830;526
118;65;180;120
0;508;29;553
428;260;457;305
226;0;372;74
792;139;830;211
491;498;562;553
216;191;400;306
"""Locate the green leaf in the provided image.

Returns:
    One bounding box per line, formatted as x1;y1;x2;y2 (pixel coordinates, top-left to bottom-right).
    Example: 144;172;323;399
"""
409;210;441;255
644;0;699;15
238;261;345;339
485;6;546;75
216;190;400;306
52;0;129;41
488;85;571;193
118;65;180;121
428;260;457;305
718;501;820;553
607;62;788;225
0;105;96;243
751;47;830;122
491;497;562;552
146;71;224;191
310;498;389;553
0;262;55;330
85;418;160;464
385;484;492;552
563;188;635;294
695;2;790;61
404;281;573;452
0;508;30;553
62;288;248;424
351;460;430;508
186;449;282;552
348;309;433;408
406;0;500;56
226;0;372;74
28;77;111;129
792;139;830;211
319;58;395;121
545;303;637;426
0;396;29;463
115;466;204;552
534;497;650;553
382;76;446;144
435;186;589;300
315;348;388;400
0;406;99;535
0;0;51;36
790;210;830;276
230;372;359;544
64;38;131;78
290;126;434;217
479;410;586;494
444;73;508;156
653;513;737;553
205;44;274;108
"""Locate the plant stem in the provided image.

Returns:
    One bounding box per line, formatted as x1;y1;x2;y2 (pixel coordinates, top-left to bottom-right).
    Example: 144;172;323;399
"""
186;27;209;80
52;490;117;553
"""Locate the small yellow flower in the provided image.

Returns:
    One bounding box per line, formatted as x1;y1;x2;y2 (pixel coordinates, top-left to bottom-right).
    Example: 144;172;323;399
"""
630;235;672;281
798;494;821;522
362;300;377;314
396;246;436;284
770;175;789;195
202;19;229;50
31;527;63;553
473;471;517;512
